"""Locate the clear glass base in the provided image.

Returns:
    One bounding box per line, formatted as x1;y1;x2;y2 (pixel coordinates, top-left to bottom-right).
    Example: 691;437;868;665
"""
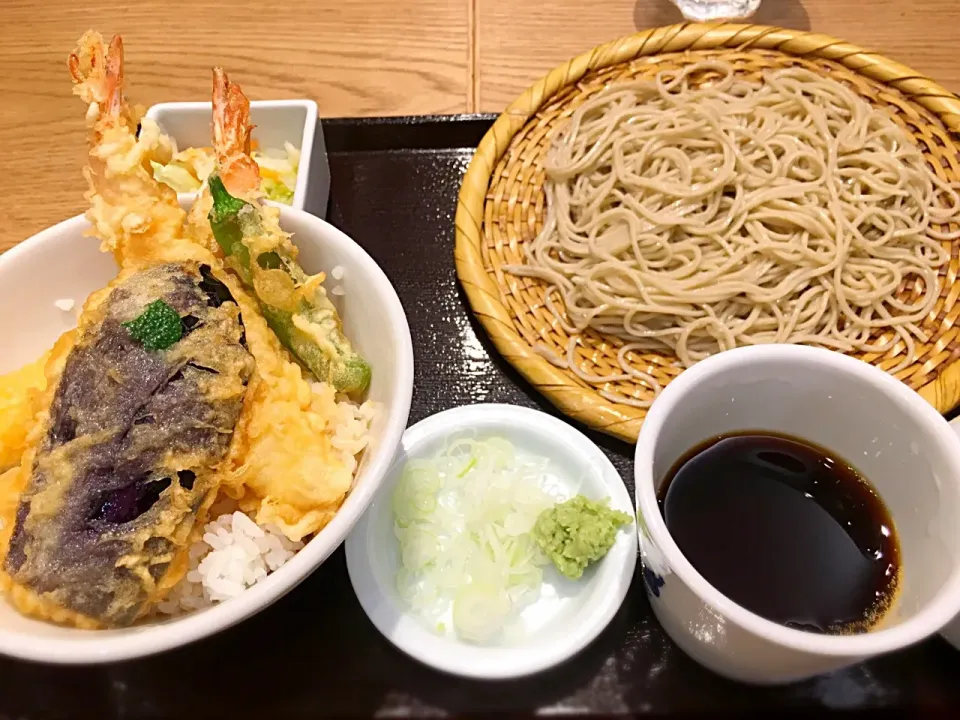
670;0;761;21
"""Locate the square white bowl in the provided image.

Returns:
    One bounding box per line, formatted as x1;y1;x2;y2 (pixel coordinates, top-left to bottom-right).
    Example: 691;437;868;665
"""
144;100;328;216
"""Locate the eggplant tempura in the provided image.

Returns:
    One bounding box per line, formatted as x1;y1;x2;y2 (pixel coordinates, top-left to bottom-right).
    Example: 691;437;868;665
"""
0;31;374;629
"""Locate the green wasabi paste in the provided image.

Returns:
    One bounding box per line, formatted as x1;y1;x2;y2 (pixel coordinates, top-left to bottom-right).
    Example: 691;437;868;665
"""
532;495;633;580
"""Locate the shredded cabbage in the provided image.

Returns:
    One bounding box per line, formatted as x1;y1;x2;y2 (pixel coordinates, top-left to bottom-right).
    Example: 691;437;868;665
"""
151;141;299;205
150;160;201;192
393;436;568;644
252;142;300;203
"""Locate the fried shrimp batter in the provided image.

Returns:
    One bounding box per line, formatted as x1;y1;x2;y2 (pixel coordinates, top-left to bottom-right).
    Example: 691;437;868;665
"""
0;349;57;473
69;33;185;268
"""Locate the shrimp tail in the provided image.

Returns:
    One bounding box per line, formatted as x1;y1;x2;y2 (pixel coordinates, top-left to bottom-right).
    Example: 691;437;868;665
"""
68;31;133;131
212;67;261;198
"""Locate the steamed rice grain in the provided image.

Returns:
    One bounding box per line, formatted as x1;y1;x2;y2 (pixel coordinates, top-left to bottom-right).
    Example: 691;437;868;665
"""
156;512;303;614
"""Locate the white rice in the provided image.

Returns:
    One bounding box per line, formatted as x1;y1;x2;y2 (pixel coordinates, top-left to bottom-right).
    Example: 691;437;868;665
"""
157;387;376;616
157;511;303;614
54;298;75;311
328;265;346;296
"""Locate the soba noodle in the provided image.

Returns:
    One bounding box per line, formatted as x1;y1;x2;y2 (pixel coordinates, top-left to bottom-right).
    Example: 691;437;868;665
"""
505;60;960;407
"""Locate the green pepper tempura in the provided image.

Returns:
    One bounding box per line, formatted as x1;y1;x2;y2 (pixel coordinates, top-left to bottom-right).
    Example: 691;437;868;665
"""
532;495;633;580
207;174;371;394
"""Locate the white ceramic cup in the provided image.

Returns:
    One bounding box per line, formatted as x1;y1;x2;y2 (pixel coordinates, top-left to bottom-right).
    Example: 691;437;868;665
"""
634;345;960;684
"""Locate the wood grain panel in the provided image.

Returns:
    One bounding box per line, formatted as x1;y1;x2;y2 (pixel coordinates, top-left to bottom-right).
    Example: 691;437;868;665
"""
476;0;960;111
7;0;959;252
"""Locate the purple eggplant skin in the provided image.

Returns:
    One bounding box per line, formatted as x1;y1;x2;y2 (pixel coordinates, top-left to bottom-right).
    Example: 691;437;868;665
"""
4;261;253;627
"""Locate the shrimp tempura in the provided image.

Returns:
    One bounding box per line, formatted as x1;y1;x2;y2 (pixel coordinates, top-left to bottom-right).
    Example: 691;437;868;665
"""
68;31;199;269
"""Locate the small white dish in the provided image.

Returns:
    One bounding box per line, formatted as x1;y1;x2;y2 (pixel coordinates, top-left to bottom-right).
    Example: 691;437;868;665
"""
345;403;637;680
144;100;328;216
0;200;413;663
940;416;960;651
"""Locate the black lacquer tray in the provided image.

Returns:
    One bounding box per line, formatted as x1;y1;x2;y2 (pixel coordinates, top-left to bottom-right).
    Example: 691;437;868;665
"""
2;114;960;719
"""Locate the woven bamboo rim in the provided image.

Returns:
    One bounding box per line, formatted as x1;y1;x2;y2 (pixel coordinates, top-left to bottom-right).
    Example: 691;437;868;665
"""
455;22;960;444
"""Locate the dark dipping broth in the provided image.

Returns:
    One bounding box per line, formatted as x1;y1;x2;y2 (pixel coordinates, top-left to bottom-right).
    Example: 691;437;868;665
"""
658;431;900;635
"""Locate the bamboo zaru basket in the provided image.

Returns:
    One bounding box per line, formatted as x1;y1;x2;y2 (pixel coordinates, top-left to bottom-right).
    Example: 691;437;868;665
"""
454;23;960;443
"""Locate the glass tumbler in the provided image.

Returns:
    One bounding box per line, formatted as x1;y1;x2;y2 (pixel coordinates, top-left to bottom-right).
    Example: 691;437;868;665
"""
669;0;761;21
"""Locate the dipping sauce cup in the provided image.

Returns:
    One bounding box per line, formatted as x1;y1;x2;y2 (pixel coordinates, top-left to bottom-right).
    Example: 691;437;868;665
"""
634;345;960;684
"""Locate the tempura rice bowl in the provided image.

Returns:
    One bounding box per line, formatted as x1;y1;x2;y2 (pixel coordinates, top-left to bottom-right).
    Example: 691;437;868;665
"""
0;203;414;663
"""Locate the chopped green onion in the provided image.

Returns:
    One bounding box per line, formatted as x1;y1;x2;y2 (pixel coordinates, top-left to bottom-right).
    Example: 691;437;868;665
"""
392;436;563;644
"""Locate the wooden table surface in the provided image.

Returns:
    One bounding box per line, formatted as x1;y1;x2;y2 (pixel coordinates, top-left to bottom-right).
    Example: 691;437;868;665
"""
2;0;959;251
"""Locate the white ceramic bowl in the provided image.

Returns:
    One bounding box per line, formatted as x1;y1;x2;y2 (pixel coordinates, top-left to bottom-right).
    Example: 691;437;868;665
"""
0;203;413;664
145;100;328;216
345;404;637;679
940;416;960;651
635;345;960;684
